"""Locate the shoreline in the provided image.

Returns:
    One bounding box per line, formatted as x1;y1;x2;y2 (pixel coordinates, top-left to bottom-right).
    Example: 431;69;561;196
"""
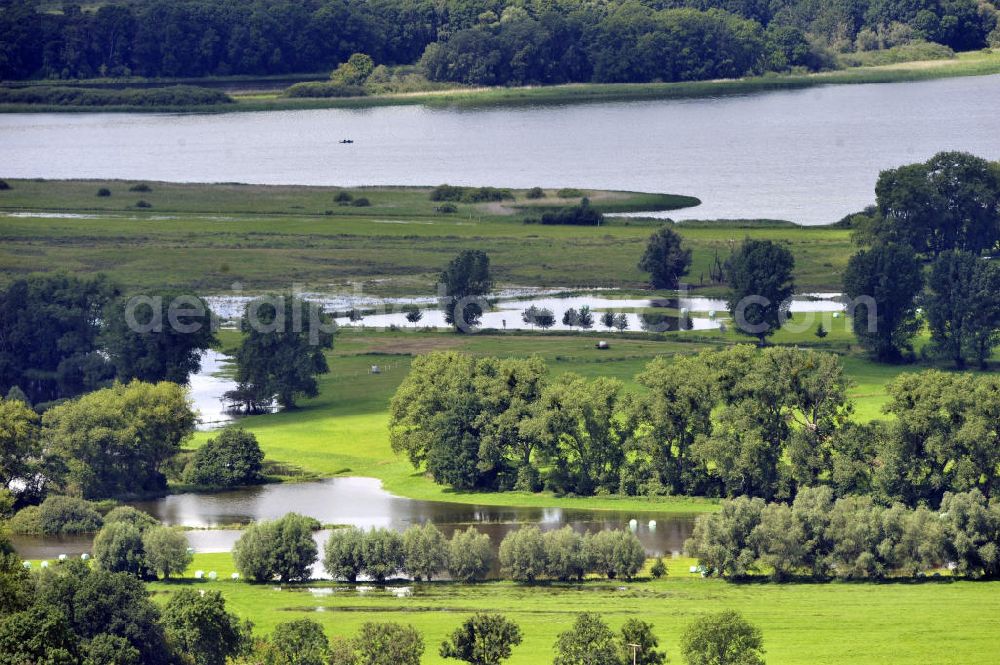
1;50;998;114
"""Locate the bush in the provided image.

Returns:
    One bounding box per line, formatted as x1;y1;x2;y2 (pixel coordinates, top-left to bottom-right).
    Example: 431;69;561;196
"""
430;184;513;203
135;200;152;208
361;527;405;582
93;522;149;577
323;527;365;582
0;180;10;190
285;82;366;98
104;506;159;531
525;187;545;199
650;557;667;579
183;427;264;488
97;188;111;197
840;41;954;67
0;85;233;107
351;197;371;207
9;495;103;534
334;191;353;203
129;183;152;192
556;188;583;198
233;513;318;582
526;198;603;226
499;526;546;582
142;526;192;579
6;506;41;534
331;53;375;86
435;203;458;213
448;527;493;582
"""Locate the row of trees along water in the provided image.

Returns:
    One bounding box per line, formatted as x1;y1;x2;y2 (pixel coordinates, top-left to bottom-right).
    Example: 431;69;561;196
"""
2;0;998;81
228;514;648;584
389;346;1000;506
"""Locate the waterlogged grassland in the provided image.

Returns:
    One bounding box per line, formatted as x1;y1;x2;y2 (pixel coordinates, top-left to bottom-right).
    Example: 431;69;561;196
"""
0;181;850;295
148;552;1000;665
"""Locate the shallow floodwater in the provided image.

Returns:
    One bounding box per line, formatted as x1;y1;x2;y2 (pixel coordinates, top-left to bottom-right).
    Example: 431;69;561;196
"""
207;290;845;332
12;478;699;576
3;75;1000;224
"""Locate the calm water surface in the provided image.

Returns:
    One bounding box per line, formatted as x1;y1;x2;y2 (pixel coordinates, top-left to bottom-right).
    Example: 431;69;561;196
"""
2;76;999;224
13;478;699;576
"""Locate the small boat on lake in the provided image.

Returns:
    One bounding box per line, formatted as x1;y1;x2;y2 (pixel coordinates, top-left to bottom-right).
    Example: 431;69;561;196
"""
339;139;354;144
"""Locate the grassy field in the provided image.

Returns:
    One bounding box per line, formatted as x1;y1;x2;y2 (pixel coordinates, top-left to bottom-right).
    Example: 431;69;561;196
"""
0;180;849;295
145;552;1000;665
4;49;999;113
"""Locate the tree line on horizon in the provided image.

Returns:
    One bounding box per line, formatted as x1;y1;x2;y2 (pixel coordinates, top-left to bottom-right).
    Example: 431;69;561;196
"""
1;0;997;83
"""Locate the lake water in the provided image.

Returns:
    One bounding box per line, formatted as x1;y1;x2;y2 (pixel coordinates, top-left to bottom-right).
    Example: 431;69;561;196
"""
2;75;1000;224
13;478;700;577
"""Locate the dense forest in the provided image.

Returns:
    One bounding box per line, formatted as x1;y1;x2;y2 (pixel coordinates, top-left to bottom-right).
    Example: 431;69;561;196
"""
1;0;998;84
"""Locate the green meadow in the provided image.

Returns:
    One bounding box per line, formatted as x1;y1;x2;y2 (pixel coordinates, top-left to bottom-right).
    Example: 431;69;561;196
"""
0;180;849;295
143;552;1000;665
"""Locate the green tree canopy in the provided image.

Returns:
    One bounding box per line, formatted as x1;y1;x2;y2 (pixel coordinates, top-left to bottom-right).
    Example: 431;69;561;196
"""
234;294;334;409
439;613;523;665
926;250;1000;367
42;380;195;498
0;273;116;405
269;618;331;665
324;526;366;582
447;527;494;582
100;291;216;384
638;225;692;289
868;151;1000;257
842;242;923;362
142;526;193;579
233;513;318;583
725;239;795;345
161;589;251;665
681;610;765;665
438;250;493;331
402;522;449;581
183;427;265;487
352;622;424;665
553;613;618;665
